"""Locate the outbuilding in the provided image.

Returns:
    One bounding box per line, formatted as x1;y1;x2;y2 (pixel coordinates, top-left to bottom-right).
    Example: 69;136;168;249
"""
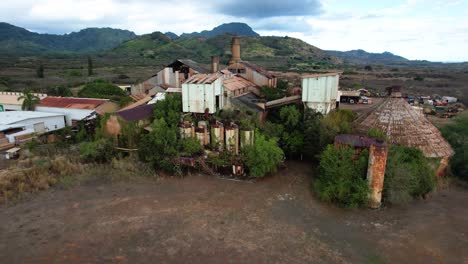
0;92;47;111
36;97;119;126
302;72;340;114
0;111;66;143
182;73;225;114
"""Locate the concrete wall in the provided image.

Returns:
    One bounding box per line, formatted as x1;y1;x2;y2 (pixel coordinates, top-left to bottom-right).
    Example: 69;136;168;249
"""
182;77;224;114
302;75;339;114
35;106;94;126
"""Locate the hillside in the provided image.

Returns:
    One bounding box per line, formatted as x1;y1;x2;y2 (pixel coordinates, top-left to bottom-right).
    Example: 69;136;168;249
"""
180;22;259;38
0;22;136;55
327;49;409;65
112;33;341;70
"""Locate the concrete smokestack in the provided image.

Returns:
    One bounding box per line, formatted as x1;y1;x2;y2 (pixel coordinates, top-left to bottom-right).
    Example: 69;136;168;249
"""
367;144;388;209
229;36;241;65
211;55;220;73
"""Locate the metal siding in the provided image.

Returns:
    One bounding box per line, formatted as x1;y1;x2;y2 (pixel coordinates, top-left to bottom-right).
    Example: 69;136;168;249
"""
35;107;94;126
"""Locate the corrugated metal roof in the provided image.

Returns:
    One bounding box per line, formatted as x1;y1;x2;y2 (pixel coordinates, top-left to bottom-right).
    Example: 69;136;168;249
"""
38;97;108;110
169;59;209;74
0;124;25;132
223;76;257;91
335;134;387;148
0;92;47;106
302;72;341;79
116;104;154;122
184;73;223;85
0;111;65;125
358;98;454;158
239;61;276;79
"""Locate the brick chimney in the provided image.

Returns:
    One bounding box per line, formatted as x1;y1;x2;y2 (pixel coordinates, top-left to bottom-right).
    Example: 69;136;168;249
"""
211;55;220;73
229;36;241;65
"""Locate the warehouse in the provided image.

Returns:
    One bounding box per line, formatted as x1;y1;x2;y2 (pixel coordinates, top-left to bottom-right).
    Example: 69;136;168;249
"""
36;97;119;126
0;111;66;143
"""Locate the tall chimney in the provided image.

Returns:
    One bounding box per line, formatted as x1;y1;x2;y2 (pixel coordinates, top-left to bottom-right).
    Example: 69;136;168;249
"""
229;36;241;65
211;55;220;73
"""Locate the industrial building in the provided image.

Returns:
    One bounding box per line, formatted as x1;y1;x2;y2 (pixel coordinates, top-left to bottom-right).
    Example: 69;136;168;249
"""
36;97;119;126
301;72;340;114
182;73;225;114
155;59;210;90
225;37;277;88
0;92;48;111
0;111;66;144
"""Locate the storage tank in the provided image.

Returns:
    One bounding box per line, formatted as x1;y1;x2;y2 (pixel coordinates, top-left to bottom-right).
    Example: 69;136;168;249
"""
225;123;239;154
179;122;194;139
210;122;224;151
302;73;340;114
240;130;254;148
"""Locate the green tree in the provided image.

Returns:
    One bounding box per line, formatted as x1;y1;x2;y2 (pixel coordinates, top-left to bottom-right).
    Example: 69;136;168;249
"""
179;137;203;156
55;86;73;97
244;132;284;178
138;118;179;172
315;145;369;208
153;94;182;127
88;56;94;76
383;145;435;204
18;90;41;111
440;116;468;181
36;64;44;78
303;109;323;160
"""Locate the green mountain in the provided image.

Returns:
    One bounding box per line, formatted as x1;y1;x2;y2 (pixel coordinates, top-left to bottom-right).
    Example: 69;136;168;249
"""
0;22;136;55
180;22;260;38
327;49;409;64
111;33;341;70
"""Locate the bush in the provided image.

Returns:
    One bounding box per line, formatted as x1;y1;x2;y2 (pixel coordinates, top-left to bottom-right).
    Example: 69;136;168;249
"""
179;137;203;156
79;138;116;163
244;132;284;178
383;145;435;205
315;145;369;208
367;127;388;141
78;79;130;105
440;116;468;181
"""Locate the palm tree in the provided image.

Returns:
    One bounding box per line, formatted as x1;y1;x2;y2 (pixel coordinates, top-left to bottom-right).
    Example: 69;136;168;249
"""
18;90;41;111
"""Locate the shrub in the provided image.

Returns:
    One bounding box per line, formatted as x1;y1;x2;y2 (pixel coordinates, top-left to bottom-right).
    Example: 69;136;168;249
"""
244;132;284;178
315;145;369;208
367;127;388;141
440;116;468;181
383;145;435;205
179;137;203;156
79;138;116;163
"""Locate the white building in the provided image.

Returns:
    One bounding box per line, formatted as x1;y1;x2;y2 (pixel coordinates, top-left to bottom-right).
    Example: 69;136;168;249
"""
182;73;225;114
0;111;66;143
0;92;48;111
302;73;340;114
36;97;119;126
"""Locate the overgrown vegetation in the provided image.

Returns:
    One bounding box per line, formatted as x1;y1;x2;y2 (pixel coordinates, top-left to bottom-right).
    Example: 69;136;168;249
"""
315;145;369;208
383;145;436;205
78;79;130;106
243;132;284;178
440;115;468;181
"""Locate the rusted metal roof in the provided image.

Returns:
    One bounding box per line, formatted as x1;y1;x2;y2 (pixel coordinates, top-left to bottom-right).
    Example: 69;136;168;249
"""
184;73;223;85
168;59;209;74
223;76;257;91
117;104;154;122
38;97;108;110
239;61;276;79
335;134;387;148
302;72;342;79
358;98;454;158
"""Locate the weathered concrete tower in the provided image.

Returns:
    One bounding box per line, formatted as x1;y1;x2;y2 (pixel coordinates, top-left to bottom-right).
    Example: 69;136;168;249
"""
229;36;241;65
367;143;388;209
211;55;220;73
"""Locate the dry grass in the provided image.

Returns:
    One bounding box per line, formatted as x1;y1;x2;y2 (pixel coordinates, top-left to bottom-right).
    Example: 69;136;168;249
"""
0;156;86;202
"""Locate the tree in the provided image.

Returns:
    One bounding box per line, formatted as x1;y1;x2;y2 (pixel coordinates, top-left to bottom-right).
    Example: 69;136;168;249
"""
88;56;93;76
153;94;182;127
36;64;44;78
78;79;130;106
138;118;179;172
315;145;369;208
441;116;468;181
55;86;72;97
303;109;323;160
244;132;284;178
383;145;435;204
18;90;41;111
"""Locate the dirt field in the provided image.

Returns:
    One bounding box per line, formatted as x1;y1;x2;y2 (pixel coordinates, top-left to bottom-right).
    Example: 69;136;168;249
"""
1;161;467;263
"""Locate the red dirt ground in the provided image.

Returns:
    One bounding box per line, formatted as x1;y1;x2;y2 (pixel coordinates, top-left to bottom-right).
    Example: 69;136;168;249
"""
1;161;467;263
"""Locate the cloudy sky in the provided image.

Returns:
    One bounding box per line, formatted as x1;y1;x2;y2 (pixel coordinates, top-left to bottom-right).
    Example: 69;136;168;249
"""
1;0;467;61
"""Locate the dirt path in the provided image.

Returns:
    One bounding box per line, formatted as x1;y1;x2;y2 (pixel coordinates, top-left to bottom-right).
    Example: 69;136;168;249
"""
1;161;467;263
